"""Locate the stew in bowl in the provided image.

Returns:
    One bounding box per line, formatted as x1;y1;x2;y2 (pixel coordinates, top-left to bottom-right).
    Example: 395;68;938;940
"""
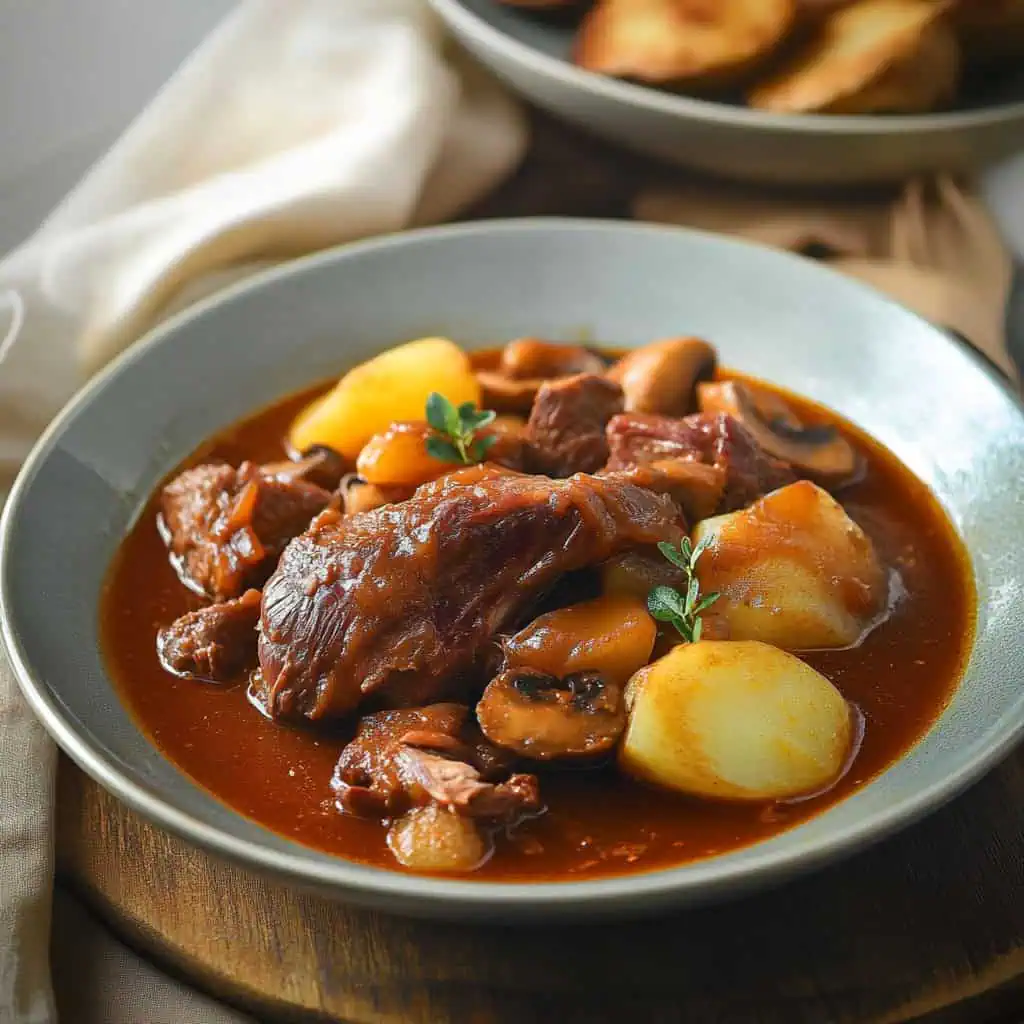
101;333;973;879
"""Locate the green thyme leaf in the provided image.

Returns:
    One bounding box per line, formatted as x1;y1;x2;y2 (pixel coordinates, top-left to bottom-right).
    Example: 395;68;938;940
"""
467;409;497;431
426;392;454;435
425;393;498;467
425;435;463;464
690;532;713;568
684;575;700;615
657;540;688;570
470;433;499;461
647;586;684;623
649;534;718;643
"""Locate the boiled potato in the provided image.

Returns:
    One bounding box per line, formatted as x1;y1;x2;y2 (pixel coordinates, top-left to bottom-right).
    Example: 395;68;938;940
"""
620;641;853;801
289;338;480;460
749;0;959;114
504;593;657;686
693;481;886;650
576;0;796;88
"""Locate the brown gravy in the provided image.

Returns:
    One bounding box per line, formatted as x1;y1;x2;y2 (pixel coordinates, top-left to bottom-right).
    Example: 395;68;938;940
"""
100;368;974;880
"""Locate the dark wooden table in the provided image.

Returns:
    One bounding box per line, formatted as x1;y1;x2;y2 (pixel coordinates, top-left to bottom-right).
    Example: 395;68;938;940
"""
55;112;1024;1024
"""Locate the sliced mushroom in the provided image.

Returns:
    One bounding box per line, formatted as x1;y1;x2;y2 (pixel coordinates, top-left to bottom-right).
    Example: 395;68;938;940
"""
338;474;411;516
607;338;718;417
262;444;347;491
477;668;627;761
478;338;607;414
697;380;859;485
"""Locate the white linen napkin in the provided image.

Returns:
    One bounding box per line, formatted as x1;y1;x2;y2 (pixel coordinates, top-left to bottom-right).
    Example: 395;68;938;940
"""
0;1;526;1021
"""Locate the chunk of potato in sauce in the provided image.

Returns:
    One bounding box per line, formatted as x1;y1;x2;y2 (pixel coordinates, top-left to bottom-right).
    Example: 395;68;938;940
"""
693;481;887;650
621;641;854;801
101;364;974;881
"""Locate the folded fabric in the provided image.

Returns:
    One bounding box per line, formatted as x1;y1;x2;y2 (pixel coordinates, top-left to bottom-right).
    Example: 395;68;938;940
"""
0;2;525;1022
0;0;526;500
635;175;1016;382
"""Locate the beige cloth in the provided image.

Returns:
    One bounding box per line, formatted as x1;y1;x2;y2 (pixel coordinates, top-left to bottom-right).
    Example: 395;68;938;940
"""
0;2;1016;1021
636;175;1017;382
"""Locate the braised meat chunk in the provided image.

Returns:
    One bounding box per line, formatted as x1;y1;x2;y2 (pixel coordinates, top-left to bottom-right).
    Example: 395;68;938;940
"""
157;589;261;682
605;411;796;515
527;373;624;476
257;467;684;722
160;461;333;601
332;703;538;821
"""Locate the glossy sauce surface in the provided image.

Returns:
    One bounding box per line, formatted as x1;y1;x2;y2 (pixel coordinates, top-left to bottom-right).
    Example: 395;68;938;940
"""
101;368;974;880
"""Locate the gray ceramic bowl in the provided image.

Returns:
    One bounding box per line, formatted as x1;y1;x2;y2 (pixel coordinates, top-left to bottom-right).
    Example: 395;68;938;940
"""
3;220;1024;921
431;0;1024;186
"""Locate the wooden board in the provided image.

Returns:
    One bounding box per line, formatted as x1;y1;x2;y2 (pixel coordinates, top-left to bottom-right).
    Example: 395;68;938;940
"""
53;113;1024;1024
55;751;1024;1024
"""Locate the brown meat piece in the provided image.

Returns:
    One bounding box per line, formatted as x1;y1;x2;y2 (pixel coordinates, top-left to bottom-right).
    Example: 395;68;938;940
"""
605;462;726;524
257;465;683;722
157;589;261;682
160;461;333;601
527;373;624;476
331;704;538;821
604;412;797;514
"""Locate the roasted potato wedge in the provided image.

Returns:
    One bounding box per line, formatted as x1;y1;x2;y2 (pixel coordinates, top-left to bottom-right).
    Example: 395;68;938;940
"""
749;0;959;114
621;641;853;801
576;0;797;87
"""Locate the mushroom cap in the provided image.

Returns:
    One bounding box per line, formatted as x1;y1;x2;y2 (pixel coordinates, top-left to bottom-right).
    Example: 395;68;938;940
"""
697;380;860;485
608;337;718;417
477;668;627;761
478;339;607;414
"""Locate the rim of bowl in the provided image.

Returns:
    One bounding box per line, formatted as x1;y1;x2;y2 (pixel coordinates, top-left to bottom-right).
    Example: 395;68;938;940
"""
430;0;1024;135
3;217;1023;915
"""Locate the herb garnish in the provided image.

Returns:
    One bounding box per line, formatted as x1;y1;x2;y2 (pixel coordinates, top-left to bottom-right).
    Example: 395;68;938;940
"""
425;392;497;465
647;535;721;643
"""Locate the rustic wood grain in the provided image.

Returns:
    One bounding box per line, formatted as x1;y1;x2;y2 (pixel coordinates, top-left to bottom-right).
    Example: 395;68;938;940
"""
55;748;1024;1024
54;112;1024;1024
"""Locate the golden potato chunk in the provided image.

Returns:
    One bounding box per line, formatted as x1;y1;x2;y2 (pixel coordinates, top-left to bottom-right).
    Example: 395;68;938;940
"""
749;0;960;114
575;0;796;87
289;338;480;460
620;641;853;801
693;480;886;650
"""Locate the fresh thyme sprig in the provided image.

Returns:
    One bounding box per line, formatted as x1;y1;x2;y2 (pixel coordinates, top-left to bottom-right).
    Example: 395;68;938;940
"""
647;535;721;643
424;392;498;465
